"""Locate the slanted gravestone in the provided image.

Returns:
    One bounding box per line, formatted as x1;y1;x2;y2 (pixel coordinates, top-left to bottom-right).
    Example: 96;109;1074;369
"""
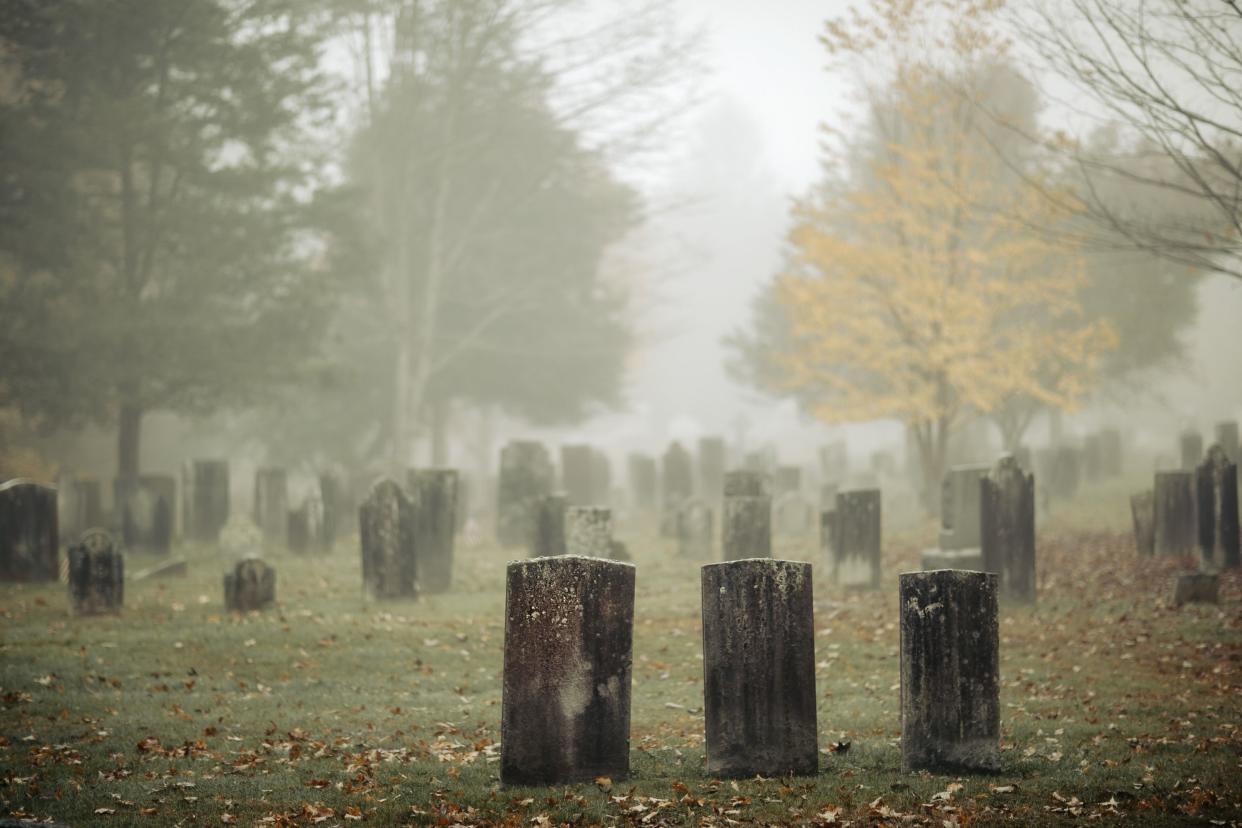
318;473;343;551
1172;572;1219;606
1100;428;1123;477
529;493;568;557
676;499;713;558
1154;471;1197;557
1131;491;1155;557
565;506;613;558
832;489;881;588
0;478;58;582
980;456;1036;603
1196;445;1239;571
773;465;802;496
359;479;416;599
1180;430;1204;471
661;442;694;536
723;470;770;561
1216;421;1240;464
190;460;229;542
701;558;817;778
67;529;124;615
223;558;276;612
253;467;288;546
409;469;458;591
900;569;1000;773
627;454;657;511
501;556;635;785
497;441;554;548
287;502;311;555
698;437;727;502
560;445;595;506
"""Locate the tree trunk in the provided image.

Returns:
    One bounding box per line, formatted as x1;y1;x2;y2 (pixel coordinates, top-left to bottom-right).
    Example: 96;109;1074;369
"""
117;401;143;483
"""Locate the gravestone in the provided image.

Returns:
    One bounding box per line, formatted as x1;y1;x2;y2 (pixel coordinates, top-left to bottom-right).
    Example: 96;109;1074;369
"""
819;483;839;512
253;467;288;546
359;478;416;599
1180;430;1204;470
1172;572;1219;606
676;499;713;558
1216;421;1240;464
0;478;58;582
1130;491;1155;557
501;556;635;785
318;473;344;551
529;493;568;557
409;469;459;591
661;442;694;535
1100;428;1123;477
980;456;1036;603
900;569;1000;773
698;437;727;502
818;441;849;484
224;557;276;612
115;476;174;556
627;454;657;511
565;506;613;558
1154;471;1197;557
939;464;990;550
722;470;770;561
819;509;836;561
1196;446;1239;571
287;503;311;555
773;465;802;496
497;441;554;547
590;450;612;507
701;559;817;778
832;489;881;588
560;445;595;506
773;491;816;540
67;529;124;615
190;460;229;543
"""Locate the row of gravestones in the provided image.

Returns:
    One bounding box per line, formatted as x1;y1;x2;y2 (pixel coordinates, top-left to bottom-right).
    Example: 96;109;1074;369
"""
1174;422;1239;471
357;471;459;598
502;555;1000;784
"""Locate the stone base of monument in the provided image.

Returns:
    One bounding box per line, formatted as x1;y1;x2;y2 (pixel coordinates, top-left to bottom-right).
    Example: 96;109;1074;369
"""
920;547;983;571
1172;572;1219;607
224;558;276;612
132;558;189;582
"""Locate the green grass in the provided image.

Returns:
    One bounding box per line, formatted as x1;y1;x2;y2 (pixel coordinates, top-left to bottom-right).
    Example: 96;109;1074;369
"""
2;490;1240;826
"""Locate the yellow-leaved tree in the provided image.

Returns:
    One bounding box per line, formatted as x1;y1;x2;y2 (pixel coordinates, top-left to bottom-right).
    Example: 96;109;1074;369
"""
776;0;1115;509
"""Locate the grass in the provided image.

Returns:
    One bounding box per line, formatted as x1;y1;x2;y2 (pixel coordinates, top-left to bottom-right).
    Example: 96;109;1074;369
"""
1;484;1240;826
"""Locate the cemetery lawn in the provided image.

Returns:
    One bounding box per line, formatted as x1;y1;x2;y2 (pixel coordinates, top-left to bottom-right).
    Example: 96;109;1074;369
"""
2;502;1240;825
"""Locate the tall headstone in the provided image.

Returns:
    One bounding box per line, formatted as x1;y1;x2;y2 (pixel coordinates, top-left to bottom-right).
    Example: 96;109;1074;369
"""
676;499;713;558
497;441;554;548
67;529;124;615
560;445;595;506
409;469;459;591
939;464;990;550
253;467;288;546
565;506;613;558
980;456;1036;603
190;460;229;543
698;437;727;502
900;570;1000;773
1196;446;1240;571
529;493;568;557
831;489;881;588
0;479;58;582
359;479;416;599
1154;471;1197;557
722;470;770;561
501;556;635;785
661;442;694;535
1215;421;1240;464
224;558;276;612
626;454;657;511
1180;430;1204;471
1130;491;1155;557
701;559;817;778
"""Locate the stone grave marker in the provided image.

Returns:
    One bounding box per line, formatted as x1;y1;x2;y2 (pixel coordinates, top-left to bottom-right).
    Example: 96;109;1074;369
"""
560;445;595;506
253;467;288;546
501;556;635;785
565;506;613;558
497;441;554;548
627;454;657;511
922;465;987;570
409;469;459;591
1196;445;1239;571
1154;471;1197;557
980;456;1036;603
676;499;713;558
1130;491;1155;557
832;489;881;588
190;460;230;543
115;476;174;556
1216;421;1240;464
722;470;770;561
1047;446;1081;500
224;557;276;612
1172;572;1219;606
697;437;727;503
701;558;817;778
359;478;416;599
661;442;694;535
529;493;568;557
900;569;1000;773
67;529;123;615
1180;430;1204;470
0;478;58;582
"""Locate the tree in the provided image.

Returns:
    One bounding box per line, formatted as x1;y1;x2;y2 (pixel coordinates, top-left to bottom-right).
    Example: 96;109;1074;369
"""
0;0;343;481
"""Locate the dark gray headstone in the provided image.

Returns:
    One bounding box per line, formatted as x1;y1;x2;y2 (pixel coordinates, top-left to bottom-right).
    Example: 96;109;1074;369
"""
560;445;595;506
565;506;613;558
68;529;123;615
1130;491;1155;557
1216;422;1240;464
980;456;1036;603
939;465;989;550
497;441;554;548
676;499;713;558
832;489;881;588
501;556;635;785
1172;572;1219;606
627;454;657;511
1196;445;1239;571
223;557;276;612
529;493;568;558
723;471;770;561
698;437;727;502
1154;471;1197;557
409;469;459;591
701;558;817;778
900;569;1000;773
359;478;416;599
1180;430;1204;471
190;460;229;543
253;467;288;546
0;478;58;582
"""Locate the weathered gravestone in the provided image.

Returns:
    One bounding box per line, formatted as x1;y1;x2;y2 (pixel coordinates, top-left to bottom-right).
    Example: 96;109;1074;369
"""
501;556;635;785
409;469;459;591
0;478;58;582
1180;430;1204;471
1154;471;1197;557
359;479;416;599
627;454;657;511
676;499;713;558
832;489;881;589
922;465;988;571
900;569;1000;773
529;493;568;557
1216;421;1240;464
1196;445;1240;571
253;467;288;546
722;470;770;561
773;491;816;541
190;460;229;543
1130;491;1155;557
1046;446;1081;500
497;441;554;548
661;442;694;536
1100;428;1123;477
1172;572;1219;607
698;437;727;502
980;456;1036;603
560;445;595;506
224;558;276;612
565;506;613;558
67;529;124;615
773;465;802;496
701;559;817;778
115;476;174;556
